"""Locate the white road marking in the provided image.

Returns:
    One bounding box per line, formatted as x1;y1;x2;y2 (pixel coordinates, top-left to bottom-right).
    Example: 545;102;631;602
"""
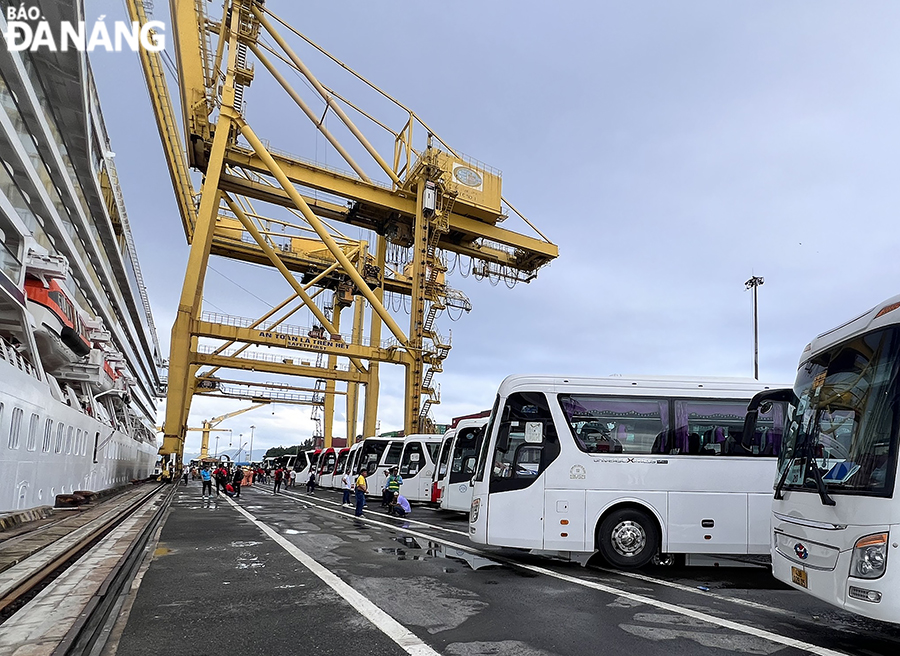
257;488;851;656
594;565;799;620
278;488;470;537
225;496;440;656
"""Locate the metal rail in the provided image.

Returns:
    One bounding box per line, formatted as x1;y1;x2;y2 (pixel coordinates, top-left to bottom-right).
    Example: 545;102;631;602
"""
52;483;178;656
0;483;170;621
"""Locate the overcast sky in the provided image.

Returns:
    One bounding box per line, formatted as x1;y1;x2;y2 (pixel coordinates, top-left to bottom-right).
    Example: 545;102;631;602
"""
88;1;900;460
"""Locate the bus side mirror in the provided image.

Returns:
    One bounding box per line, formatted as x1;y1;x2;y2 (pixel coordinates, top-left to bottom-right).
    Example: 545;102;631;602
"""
497;423;511;453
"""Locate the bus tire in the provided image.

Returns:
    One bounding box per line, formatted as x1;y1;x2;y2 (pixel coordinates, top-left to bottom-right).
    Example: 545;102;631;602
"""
597;508;659;569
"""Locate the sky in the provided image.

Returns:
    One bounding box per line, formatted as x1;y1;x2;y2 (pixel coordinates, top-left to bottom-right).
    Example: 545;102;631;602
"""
87;0;900;460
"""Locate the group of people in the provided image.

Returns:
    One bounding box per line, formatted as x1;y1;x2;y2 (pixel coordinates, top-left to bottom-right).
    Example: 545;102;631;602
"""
196;464;246;499
185;461;411;517
338;466;410;518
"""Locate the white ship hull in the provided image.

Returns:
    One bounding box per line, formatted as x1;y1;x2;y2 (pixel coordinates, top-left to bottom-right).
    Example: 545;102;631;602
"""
0;359;156;512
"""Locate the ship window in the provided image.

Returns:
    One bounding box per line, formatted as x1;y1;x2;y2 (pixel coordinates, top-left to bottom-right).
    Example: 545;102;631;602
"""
8;407;22;449
65;426;73;454
93;432;100;463
26;413;38;451
48;291;64;310
42;419;52;452
75;429;82;456
55;423;64;453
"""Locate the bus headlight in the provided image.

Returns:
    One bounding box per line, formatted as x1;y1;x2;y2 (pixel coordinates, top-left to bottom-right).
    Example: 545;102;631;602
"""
850;533;888;579
470;497;480;523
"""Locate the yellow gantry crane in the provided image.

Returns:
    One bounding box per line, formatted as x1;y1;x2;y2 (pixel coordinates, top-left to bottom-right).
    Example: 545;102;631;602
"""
128;0;558;463
196;402;267;459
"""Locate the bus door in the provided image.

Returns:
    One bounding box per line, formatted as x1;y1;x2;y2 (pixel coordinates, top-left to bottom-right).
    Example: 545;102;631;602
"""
333;448;350;488
433;430;456;504
317;448;337;488
399;437;441;502
484;392;559;548
374;440;404;494
443;424;485;511
293;452;311;480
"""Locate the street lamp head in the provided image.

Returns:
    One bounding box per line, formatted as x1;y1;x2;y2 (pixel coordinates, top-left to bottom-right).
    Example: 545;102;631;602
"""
745;275;765;290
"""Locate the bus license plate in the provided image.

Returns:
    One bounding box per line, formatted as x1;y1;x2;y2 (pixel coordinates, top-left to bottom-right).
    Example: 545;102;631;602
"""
791;566;808;588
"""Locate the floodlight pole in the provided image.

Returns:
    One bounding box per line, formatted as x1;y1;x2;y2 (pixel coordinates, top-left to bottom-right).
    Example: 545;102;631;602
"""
745;275;765;380
249;425;255;463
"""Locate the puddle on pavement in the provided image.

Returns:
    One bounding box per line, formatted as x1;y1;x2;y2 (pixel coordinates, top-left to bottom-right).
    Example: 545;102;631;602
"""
283;529;309;535
372;539;500;571
230;541;262;547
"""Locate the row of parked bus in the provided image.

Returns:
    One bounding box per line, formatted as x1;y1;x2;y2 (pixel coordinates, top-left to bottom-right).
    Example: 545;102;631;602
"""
264;293;900;627
267;422;488;510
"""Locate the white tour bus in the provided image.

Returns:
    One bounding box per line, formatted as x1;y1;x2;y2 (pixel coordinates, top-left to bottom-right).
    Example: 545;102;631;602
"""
469;375;786;568
396;434;443;502
433;418;488;511
771;294;900;624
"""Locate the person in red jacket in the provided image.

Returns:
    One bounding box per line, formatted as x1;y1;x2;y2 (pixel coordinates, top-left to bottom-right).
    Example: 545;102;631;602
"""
273;466;284;494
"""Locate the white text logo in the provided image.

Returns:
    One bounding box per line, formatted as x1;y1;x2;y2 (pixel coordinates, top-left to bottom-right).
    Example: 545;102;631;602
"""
4;7;165;52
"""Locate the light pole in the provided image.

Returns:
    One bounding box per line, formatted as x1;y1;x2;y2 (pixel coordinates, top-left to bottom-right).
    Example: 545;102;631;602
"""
249;425;255;463
745;275;765;380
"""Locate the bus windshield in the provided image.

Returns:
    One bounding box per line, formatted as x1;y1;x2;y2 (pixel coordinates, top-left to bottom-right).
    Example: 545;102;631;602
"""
777;326;900;498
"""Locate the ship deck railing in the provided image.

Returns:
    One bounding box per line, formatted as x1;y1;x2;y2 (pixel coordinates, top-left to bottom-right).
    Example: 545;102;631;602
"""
0;334;39;380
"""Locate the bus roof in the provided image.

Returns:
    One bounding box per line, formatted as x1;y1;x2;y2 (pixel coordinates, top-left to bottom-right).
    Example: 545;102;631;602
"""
497;375;787;397
802;293;900;365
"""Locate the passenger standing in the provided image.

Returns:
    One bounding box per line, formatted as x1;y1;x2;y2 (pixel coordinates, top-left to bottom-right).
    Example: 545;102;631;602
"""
232;466;243;499
273;466;284;494
306;472;316;494
200;466;213;498
383;466;403;507
354;469;368;517
214;465;228;496
289;468;297;488
182;467;190;485
340;470;353;507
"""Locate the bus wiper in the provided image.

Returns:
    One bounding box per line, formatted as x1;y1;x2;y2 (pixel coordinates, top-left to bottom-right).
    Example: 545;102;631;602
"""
805;453;836;506
773;434;835;506
773;457;793;500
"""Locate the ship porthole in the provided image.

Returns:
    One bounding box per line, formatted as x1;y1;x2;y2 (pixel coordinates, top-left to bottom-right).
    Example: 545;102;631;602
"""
38;489;43;502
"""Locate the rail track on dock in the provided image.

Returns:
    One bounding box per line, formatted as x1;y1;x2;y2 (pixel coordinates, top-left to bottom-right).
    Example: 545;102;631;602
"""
0;482;176;654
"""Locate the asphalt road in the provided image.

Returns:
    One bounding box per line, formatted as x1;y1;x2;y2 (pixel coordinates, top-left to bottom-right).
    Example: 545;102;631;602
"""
112;482;900;656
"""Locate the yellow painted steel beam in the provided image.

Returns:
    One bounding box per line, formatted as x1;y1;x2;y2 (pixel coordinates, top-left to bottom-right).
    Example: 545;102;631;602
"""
168;0;213;167
125;0;197;240
196;377;348;394
223;194;369;374
219;152;558;268
192;320;410;365
237;121;412;351
192;351;369;384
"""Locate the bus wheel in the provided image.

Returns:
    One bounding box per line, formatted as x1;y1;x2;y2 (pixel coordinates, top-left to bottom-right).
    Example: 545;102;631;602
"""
597;508;659;569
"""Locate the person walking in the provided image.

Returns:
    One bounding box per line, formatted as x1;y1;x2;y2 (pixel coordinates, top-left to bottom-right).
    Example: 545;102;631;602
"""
354;469;368;517
289;468;297;488
200;466;212;498
182;467;190;485
306;471;316;494
340;470;353;507
232;466;243;499
273;466;284;494
382;466;403;508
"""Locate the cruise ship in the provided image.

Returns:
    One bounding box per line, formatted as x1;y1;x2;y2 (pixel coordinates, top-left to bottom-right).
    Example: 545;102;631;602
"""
0;3;161;512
